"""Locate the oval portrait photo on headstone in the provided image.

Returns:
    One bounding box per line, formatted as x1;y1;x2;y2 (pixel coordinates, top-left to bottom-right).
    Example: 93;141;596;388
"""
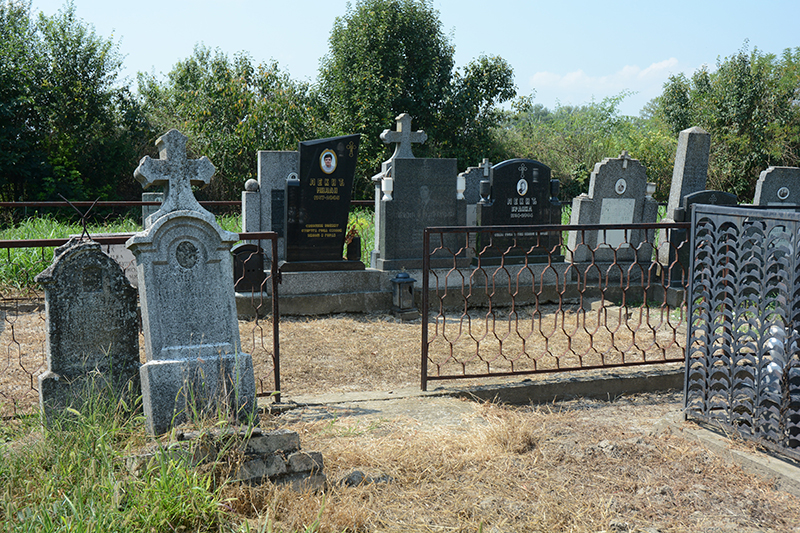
320;149;337;174
517;178;528;196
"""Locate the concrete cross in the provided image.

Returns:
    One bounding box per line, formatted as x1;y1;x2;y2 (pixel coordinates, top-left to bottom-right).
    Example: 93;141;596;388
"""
380;113;427;159
134;129;215;218
480;158;491;177
619;150;632;169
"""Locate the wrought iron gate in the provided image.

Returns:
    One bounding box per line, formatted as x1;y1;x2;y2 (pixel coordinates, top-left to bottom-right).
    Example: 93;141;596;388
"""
686;204;800;460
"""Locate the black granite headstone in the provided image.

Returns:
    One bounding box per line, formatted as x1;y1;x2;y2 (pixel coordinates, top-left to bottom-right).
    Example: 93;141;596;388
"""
232;242;267;292
476;159;562;264
283;134;364;271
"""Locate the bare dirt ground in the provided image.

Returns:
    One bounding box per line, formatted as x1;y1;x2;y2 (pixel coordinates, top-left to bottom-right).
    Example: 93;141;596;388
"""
3;307;799;532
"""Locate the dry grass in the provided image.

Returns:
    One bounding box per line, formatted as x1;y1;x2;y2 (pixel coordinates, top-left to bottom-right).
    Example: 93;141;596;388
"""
224;392;800;533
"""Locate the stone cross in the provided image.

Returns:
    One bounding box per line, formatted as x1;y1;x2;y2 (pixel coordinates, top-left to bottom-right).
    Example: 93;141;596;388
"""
380;113;427;159
480;158;491;177
619;150;632;169
134;129;215;222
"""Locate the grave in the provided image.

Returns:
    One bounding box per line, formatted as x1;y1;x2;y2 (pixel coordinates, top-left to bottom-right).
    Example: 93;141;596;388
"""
35;237;140;421
281;135;364;272
657;126;711;287
474;159;562;264
371;113;464;270
753;166;800;206
239;136;389;317
566;151;658;263
127;129;256;435
457;158;492;226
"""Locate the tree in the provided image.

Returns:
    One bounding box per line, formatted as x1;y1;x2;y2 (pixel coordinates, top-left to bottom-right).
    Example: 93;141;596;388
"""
139;46;327;200
0;0;152;203
656;44;800;199
0;0;47;202
499;93;676;201
318;0;516;198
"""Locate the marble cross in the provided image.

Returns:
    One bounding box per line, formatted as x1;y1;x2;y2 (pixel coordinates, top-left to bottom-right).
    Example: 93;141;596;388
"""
134;129;215;219
619;150;632;170
380;113;427;159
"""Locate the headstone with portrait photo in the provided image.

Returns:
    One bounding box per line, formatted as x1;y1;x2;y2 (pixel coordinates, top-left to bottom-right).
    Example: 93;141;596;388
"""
281;134;363;272
753;166;800;206
474;159;562;264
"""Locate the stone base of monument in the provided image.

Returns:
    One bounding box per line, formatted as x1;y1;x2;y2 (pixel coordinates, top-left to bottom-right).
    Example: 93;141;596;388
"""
278;259;366;272
140;354;257;435
125;427;326;491
236;269;391;318
39;368;140;424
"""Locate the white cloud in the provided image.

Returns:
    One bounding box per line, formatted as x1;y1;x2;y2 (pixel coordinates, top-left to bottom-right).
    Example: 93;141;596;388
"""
528;58;682;115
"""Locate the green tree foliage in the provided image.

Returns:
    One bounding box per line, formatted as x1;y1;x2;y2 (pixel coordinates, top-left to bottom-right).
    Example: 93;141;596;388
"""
318;0;516;198
0;0;151;203
139;46;327;200
500;93;676;201
656;44;800;199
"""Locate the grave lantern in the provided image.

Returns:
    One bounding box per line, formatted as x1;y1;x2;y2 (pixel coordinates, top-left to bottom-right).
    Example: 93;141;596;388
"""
390;271;416;315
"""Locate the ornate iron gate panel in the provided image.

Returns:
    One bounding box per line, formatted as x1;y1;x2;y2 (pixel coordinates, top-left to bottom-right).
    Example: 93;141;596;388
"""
686;204;800;460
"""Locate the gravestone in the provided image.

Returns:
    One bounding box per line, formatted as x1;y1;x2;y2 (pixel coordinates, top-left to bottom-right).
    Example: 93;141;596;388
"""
232;243;267;292
127;129;256;435
372;113;463;270
753;166;800;206
35;238;140;421
475;159;561;264
242;151;298;262
458;158;491;226
281;135;363;271
567;151;658;263
658;126;711;281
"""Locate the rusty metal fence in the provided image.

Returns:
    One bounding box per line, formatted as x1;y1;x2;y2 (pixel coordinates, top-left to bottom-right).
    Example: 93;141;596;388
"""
421;222;691;391
0;232;280;419
686;204;800;461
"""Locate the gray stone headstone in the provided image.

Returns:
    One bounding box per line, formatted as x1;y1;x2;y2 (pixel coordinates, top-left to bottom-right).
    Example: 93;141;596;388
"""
371;114;463;270
458;158;491;226
665;126;710;221
567;151;658;263
753;166;800;206
127;129;256;435
658;126;712;279
241;150;299;262
35;238;140;421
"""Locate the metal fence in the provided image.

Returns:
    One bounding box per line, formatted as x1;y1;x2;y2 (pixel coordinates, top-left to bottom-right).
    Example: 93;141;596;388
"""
686;204;800;461
421;222;692;391
0;231;280;418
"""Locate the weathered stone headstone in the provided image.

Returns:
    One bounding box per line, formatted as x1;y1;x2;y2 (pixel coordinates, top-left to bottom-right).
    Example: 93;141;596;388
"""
475;159;561;264
282;135;363;271
127;129;256;435
753;166;800;206
567;151;658;263
35;237;140;420
372;113;463;270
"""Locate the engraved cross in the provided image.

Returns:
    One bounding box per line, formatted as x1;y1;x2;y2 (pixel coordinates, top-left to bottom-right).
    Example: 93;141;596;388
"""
380;113;427;159
518;163;528;179
134;129;215;219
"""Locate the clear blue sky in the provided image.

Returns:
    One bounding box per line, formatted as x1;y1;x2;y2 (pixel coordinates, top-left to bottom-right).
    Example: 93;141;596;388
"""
29;0;800;117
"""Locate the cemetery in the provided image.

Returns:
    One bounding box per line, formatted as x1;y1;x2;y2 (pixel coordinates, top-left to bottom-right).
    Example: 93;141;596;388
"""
1;121;799;532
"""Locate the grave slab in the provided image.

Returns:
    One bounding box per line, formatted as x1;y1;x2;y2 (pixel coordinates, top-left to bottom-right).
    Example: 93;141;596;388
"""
35;238;140;421
127;129;256;434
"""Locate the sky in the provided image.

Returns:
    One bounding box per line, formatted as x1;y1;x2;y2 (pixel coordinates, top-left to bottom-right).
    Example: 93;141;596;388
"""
28;0;800;117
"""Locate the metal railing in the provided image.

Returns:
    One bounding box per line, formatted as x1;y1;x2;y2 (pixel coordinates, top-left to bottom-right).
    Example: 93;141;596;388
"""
421;222;691;391
686;204;800;461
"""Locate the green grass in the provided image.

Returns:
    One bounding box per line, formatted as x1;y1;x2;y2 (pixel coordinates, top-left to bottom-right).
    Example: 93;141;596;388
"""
0;380;239;532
